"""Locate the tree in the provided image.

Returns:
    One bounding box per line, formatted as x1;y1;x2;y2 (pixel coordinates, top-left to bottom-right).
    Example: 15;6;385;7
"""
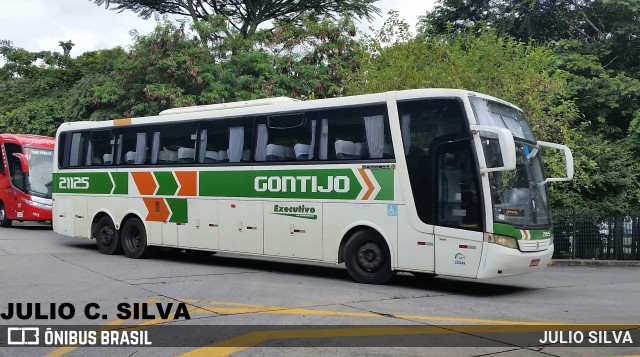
420;0;640;75
350;13;576;145
419;0;640;139
0;40;81;136
91;0;380;39
68;16;362;118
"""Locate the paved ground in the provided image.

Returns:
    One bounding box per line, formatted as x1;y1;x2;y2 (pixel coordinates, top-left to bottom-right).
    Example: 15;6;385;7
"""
0;222;639;356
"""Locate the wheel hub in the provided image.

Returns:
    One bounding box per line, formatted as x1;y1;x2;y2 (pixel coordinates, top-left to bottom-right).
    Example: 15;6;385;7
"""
98;226;114;245
357;242;383;272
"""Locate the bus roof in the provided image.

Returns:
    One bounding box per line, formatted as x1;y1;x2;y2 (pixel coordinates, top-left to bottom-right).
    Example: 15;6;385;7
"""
159;97;299;116
0;134;55;148
56;88;522;132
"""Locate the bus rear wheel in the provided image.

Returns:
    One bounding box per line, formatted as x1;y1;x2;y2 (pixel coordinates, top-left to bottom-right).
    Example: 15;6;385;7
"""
344;230;395;284
0;202;12;227
93;216;121;255
121;218;152;259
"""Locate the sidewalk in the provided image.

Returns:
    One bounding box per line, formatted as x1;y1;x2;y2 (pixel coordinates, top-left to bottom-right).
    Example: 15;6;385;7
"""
549;259;640;267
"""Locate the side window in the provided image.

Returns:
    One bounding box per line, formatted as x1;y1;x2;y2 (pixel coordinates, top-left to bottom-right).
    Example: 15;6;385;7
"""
5;143;26;192
69;132;88;167
315;105;393;161
254;114;315;162
150;124;198;165
0;145;5;175
398;98;467;157
85;130;114;166
116;128;149;165
58;132;69;168
199;118;252;164
398;98;468;224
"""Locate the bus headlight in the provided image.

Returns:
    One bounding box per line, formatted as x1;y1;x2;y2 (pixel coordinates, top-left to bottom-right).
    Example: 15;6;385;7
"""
485;234;519;250
22;198;52;210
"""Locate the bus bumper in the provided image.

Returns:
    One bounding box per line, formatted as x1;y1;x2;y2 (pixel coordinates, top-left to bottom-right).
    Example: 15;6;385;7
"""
476;242;553;279
14;198;53;221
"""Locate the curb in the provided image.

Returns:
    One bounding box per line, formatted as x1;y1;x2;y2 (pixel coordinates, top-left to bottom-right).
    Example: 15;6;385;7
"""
549;259;640;267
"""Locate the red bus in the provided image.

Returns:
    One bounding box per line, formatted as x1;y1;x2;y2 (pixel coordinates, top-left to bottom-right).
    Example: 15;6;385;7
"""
0;134;55;227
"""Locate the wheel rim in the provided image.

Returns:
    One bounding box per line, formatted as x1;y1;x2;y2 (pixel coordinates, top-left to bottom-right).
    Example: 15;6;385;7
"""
0;206;5;222
97;225;115;246
357;241;384;272
125;226;141;251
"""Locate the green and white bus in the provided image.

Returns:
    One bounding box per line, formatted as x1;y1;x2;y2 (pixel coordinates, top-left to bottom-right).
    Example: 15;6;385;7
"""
53;89;573;284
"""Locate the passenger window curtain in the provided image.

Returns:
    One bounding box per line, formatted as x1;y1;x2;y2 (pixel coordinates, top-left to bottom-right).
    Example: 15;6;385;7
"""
84;139;94;166
70;133;82;166
401;113;411;155
255;124;268;161
319;119;328;160
309;120;316;159
114;135;122;164
198;129;208;163
151;132;160;164
135;132;147;164
228;126;244;163
363;115;384;159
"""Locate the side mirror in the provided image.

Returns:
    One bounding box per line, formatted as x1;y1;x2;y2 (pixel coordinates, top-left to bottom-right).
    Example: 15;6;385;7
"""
537;141;574;184
470;125;516;173
12;153;29;174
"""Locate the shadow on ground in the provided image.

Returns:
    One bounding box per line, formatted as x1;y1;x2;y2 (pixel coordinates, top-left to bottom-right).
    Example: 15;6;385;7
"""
54;236;531;297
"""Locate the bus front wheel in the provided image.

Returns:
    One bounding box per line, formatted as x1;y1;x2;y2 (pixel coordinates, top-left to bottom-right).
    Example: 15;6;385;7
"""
93;216;121;255
0;202;12;227
121;218;152;259
344;230;395;284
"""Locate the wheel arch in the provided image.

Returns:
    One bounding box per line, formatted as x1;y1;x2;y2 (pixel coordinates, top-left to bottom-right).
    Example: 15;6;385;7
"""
119;211;146;233
336;222;395;268
90;211;115;239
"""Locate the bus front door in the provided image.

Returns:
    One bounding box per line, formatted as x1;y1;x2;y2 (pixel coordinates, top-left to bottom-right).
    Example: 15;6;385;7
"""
433;140;484;278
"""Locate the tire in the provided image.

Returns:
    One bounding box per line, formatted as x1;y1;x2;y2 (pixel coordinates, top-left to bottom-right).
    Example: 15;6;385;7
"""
344;230;395;284
92;216;122;255
0;202;12;227
121;218;152;259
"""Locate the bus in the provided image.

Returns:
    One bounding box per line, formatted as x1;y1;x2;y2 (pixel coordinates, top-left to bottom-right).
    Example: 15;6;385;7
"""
0;134;55;227
52;89;573;284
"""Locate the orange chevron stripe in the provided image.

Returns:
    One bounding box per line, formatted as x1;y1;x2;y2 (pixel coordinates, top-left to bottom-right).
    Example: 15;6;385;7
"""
143;198;170;222
176;171;197;196
358;168;374;200
131;172;157;195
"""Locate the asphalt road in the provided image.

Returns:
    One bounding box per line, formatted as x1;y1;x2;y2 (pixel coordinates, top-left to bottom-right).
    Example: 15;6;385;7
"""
1;222;639;357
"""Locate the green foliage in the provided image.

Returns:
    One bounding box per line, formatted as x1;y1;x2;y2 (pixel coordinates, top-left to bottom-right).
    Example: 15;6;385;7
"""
417;0;640;212
551;40;640;137
92;0;380;39
0;40;81;136
62;16;362;118
350;15;575;143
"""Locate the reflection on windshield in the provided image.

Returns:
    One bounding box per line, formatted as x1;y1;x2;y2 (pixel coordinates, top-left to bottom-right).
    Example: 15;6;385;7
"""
25;148;53;198
471;97;536;142
489;143;551;227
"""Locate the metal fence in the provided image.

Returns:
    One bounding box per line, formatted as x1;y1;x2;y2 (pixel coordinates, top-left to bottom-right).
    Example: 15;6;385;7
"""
552;208;640;260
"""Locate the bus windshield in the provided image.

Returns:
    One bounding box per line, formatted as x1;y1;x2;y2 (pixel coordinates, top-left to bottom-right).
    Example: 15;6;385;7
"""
488;144;551;227
25;148;54;198
470;96;551;228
